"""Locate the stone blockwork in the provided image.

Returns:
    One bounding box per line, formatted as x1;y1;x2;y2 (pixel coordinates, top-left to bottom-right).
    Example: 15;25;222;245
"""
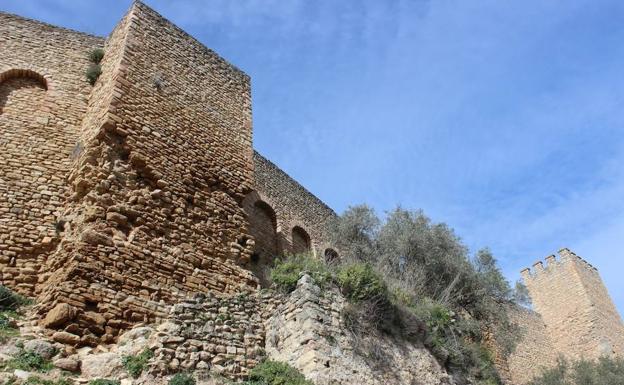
511;248;624;384
264;275;454;385
499;306;558;385
0;1;341;345
0;13;103;296
249;152;338;260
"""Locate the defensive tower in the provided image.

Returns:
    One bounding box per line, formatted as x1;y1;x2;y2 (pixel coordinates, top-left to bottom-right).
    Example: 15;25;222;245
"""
521;248;624;360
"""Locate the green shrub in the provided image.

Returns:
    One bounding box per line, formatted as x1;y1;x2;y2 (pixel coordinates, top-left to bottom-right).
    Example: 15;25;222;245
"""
0;312;19;343
0;285;29;311
528;356;624;385
24;376;71;385
88;380;120;385
245;360;312;385
86;64;102;85
336;263;386;302
88;48;105;64
122;348;153;378
3;350;53;372
270;254;331;293
168;373;195;385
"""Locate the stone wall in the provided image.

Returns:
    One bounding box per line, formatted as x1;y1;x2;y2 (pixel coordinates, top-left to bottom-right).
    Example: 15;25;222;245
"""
1;2;262;344
521;248;624;362
0;13;103;296
263;275;454;385
248;152;338;261
500;306;558;385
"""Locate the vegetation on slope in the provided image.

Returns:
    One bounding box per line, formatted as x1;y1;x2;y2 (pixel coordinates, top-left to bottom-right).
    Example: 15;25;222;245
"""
271;205;531;384
528;356;624;385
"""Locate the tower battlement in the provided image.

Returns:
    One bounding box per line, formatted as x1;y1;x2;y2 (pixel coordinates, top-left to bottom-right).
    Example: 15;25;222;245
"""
520;247;598;281
520;248;624;363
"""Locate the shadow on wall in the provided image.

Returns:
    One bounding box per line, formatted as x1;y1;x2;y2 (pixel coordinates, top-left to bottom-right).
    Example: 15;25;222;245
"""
243;191;334;286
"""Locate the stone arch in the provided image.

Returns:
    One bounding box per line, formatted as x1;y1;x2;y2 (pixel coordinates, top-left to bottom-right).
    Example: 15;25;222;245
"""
324;248;339;264
0;69;48;114
0;69;48;90
243;192;280;286
291;226;311;255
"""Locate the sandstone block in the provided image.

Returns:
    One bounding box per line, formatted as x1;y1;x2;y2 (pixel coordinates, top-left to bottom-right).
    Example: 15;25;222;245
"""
52;331;81;345
41;303;77;329
53;357;80;372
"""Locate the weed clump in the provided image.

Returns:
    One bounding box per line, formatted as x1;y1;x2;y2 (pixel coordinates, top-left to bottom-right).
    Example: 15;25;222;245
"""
122;348;153;378
86;64;102;86
3;350;53;372
88;48;105;64
270;254;331;293
336;263;386;302
0;285;30;311
88;380;120;385
168;373;195;385
244;360;312;385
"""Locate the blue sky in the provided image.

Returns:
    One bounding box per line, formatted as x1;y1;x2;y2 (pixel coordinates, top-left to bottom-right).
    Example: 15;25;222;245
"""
3;0;623;314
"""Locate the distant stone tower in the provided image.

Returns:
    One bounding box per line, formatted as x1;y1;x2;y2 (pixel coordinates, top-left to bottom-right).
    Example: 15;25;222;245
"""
521;248;624;360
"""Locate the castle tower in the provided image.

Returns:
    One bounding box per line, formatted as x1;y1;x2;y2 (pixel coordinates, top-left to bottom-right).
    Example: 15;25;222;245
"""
521;248;624;360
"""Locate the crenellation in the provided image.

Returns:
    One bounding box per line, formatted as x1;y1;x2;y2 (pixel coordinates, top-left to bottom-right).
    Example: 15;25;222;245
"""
513;248;624;384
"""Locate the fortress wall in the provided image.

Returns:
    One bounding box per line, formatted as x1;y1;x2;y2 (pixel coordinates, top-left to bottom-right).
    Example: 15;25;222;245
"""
521;249;624;362
503;306;558;385
249;152;338;262
0;12;103;295
32;2;259;343
561;250;624;357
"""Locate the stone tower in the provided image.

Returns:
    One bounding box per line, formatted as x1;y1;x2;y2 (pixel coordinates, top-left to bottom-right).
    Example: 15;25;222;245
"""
521;248;624;360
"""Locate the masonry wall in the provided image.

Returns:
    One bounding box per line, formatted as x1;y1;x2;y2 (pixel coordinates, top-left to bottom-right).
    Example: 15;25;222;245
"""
0;13;103;295
521;248;624;362
501;306;558;385
22;2;259;344
249;152;338;260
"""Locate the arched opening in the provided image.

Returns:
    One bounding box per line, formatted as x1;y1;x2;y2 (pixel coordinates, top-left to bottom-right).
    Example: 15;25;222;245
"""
291;226;311;255
324;248;339;265
242;195;279;286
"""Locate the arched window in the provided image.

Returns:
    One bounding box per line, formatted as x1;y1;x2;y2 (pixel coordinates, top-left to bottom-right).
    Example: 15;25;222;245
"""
291;226;311;254
324;248;339;264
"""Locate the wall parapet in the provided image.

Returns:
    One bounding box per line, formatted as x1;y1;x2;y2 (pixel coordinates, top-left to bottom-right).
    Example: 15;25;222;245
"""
520;247;598;281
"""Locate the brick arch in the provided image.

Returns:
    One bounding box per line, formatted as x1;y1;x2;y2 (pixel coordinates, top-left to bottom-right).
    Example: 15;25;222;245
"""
291;226;311;255
243;192;281;286
0;69;48;90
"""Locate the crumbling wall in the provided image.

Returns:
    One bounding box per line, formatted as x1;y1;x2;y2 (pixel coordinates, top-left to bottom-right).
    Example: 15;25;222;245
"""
29;2;258;343
0;13;103;295
250;152;338;260
264;275;454;385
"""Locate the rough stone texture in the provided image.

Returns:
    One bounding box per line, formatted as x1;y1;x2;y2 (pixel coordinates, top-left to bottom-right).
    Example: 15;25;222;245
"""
250;152;338;259
495;306;558;385
264;275;454;385
2;3;624;385
0;13;103;296
0;2;341;343
512;248;624;384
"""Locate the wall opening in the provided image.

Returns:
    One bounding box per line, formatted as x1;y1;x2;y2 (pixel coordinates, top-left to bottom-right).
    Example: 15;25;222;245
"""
324;248;339;265
243;194;279;286
291;226;311;255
